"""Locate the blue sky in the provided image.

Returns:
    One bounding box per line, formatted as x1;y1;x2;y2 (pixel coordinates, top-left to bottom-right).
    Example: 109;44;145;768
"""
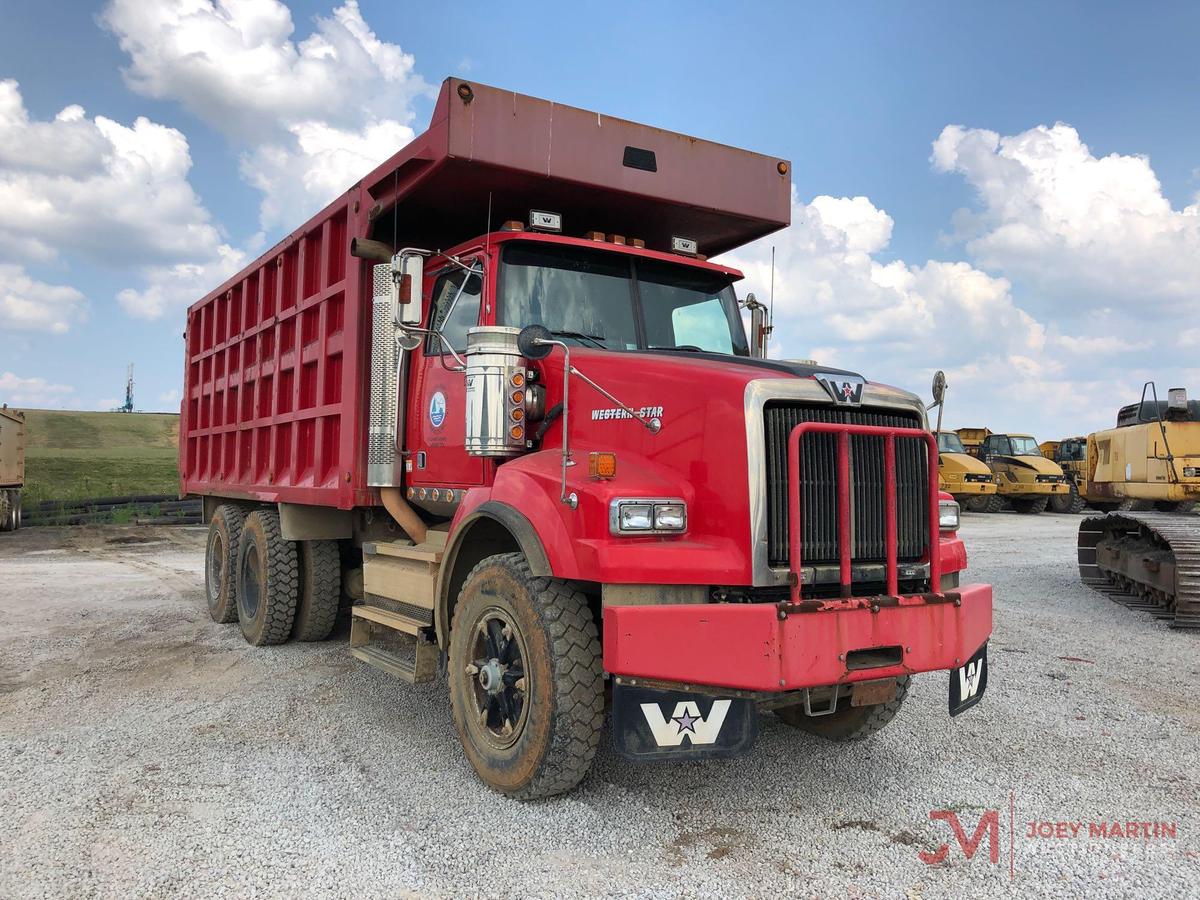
2;1;1199;437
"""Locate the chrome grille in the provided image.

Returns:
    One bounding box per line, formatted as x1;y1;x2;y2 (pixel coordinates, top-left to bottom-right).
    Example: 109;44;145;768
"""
763;402;929;568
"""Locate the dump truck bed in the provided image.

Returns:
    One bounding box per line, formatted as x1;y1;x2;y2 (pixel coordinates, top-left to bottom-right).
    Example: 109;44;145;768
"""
179;77;792;510
0;407;25;489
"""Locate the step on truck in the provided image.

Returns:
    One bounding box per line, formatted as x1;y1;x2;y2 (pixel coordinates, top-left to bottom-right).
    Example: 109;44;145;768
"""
182;78;993;799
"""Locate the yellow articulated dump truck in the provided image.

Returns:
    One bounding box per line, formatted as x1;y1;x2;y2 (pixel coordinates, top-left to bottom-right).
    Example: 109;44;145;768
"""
0;404;25;532
937;431;997;511
1040;437;1087;513
956;428;1069;513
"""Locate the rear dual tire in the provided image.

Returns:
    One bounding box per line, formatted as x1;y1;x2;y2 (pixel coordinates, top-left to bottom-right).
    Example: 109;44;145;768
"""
205;505;341;643
0;490;20;532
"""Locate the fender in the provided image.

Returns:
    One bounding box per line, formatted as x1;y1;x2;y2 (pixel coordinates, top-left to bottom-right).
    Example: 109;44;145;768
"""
434;500;552;644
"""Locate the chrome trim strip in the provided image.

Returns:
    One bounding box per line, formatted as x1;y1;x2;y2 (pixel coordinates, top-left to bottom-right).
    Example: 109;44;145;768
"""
743;378;930;587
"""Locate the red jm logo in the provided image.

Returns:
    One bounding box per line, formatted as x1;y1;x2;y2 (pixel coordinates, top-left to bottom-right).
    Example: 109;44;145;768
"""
919;810;1000;865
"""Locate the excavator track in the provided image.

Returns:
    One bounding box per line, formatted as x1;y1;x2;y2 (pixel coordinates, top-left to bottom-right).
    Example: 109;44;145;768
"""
1078;512;1200;629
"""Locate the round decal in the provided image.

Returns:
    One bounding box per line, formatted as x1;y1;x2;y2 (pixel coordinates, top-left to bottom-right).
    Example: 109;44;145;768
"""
429;391;447;428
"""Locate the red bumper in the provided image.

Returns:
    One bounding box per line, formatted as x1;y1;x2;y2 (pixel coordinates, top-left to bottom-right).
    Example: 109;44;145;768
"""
602;583;992;692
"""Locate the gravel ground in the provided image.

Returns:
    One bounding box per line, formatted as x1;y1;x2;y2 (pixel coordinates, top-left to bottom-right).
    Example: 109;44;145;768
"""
1;514;1197;898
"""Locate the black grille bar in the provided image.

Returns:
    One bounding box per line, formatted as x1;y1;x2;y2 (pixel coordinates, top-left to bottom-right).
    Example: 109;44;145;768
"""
764;403;929;568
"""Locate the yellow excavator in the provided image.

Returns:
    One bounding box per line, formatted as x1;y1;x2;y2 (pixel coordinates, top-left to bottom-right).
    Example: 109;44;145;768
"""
956;428;1070;513
1040;438;1087;513
1078;384;1200;629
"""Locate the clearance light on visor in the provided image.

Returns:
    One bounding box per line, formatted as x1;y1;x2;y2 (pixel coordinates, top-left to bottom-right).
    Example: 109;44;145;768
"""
609;498;687;535
939;499;961;531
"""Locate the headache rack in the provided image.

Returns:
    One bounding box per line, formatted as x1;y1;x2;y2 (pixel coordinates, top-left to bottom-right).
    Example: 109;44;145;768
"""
786;422;941;604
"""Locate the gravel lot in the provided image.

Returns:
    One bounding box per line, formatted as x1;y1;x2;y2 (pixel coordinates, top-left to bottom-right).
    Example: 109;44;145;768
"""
1;514;1197;898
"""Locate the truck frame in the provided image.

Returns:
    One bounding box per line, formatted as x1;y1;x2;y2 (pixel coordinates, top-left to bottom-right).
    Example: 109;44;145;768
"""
182;78;993;798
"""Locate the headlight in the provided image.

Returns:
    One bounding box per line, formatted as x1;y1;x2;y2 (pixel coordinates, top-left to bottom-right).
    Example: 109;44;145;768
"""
939;499;960;531
610;498;687;535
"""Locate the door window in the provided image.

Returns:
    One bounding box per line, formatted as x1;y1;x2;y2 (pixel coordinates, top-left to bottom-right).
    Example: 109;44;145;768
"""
427;266;483;355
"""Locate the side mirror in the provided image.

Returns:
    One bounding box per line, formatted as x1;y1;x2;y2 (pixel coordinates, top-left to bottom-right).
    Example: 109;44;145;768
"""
393;254;424;325
517;324;554;360
931;370;947;405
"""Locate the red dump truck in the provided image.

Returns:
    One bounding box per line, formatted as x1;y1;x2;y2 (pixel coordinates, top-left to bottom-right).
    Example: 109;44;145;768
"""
182;78;992;798
0;405;24;532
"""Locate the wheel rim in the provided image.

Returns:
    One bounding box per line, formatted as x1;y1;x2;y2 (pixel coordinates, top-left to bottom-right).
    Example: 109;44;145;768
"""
465;607;529;749
206;530;224;606
240;544;262;619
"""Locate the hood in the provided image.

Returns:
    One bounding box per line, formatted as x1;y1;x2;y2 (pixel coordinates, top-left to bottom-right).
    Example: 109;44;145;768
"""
940;452;991;475
993;454;1063;476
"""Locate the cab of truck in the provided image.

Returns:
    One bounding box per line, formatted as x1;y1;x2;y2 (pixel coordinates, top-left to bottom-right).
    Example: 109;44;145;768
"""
975;432;1068;513
937;430;996;511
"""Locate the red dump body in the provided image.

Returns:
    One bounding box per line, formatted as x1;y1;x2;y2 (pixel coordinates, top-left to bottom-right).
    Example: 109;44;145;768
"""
179;78;790;509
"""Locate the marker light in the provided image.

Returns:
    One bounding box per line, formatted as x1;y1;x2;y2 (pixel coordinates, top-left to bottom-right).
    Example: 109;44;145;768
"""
588;452;617;479
529;210;562;232
671;236;698;256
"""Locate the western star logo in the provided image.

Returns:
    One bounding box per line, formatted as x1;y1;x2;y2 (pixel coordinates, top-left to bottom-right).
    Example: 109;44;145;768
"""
639;700;731;747
591;405;663;421
958;657;985;700
815;373;866;406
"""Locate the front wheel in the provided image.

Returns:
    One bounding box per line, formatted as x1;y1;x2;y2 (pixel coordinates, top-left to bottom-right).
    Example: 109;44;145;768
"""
776;676;911;741
448;552;603;800
1012;496;1049;514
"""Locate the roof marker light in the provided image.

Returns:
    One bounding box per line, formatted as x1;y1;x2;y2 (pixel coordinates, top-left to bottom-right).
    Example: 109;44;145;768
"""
530;210;562;232
671;236;698;256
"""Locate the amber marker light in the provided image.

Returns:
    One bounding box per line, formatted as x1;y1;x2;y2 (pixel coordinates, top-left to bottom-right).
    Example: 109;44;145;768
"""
589;452;618;479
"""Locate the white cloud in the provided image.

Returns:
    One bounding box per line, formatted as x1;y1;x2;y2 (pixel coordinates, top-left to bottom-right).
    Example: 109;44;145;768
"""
0;372;75;407
0;264;87;334
932;122;1200;314
103;0;429;228
118;244;246;320
0;79;239;320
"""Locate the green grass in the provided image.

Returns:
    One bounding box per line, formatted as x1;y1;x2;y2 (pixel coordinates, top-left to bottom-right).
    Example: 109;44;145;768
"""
20;410;181;503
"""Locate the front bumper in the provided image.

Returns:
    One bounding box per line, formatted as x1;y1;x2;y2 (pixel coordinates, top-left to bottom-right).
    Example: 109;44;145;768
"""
947;481;997;496
603;582;993;692
997;480;1067;496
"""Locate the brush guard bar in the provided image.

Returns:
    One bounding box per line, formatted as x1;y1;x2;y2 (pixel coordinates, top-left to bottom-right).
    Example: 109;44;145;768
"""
787;422;940;602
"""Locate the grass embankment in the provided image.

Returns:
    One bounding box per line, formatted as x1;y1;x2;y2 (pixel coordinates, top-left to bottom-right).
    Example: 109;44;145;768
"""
22;410;181;503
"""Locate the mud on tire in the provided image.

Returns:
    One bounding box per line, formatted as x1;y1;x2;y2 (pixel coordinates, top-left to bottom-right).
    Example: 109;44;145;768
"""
448;552;604;800
205;505;245;623
776;676;911;741
236;508;299;646
292;539;341;641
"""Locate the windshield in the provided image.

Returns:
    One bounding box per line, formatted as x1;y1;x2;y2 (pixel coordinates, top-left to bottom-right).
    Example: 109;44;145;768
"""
1060;440;1085;461
498;242;749;355
937;432;966;453
1008;436;1040;455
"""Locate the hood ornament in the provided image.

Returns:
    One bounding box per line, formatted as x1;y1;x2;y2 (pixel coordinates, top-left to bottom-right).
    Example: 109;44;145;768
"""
815;372;866;407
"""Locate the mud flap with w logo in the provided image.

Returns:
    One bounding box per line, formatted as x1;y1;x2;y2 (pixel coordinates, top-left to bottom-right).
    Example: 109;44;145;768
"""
611;684;758;761
949;641;988;717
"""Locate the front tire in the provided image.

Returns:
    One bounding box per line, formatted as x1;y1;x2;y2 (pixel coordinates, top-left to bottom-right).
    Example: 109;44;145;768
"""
205;504;245;623
776;676;911;741
1012;496;1049;514
236;509;299;646
448;552;603;800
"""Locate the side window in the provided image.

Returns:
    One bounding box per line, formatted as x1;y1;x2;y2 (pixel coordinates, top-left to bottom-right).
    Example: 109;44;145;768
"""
427;267;483;354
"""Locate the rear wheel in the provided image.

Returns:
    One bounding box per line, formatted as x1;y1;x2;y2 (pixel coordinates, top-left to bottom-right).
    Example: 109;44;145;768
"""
0;490;16;532
236;508;299;646
776;676;911;741
448;552;604;800
1117;499;1154;512
292;539;341;641
983;495;1006;513
205;505;245;623
1050;483;1085;513
1012;496;1049;514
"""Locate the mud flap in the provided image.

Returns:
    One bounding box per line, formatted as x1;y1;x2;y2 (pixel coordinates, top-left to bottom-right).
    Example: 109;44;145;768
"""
949;641;988;717
612;684;758;761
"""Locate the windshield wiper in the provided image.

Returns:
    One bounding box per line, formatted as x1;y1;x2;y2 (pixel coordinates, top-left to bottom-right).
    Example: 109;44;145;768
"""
647;344;705;353
550;330;607;348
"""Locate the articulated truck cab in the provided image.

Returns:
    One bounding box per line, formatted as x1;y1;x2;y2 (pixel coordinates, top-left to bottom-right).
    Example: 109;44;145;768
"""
182;78;993;798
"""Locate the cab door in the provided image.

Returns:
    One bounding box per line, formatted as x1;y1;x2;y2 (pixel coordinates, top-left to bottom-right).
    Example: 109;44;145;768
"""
406;260;487;489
